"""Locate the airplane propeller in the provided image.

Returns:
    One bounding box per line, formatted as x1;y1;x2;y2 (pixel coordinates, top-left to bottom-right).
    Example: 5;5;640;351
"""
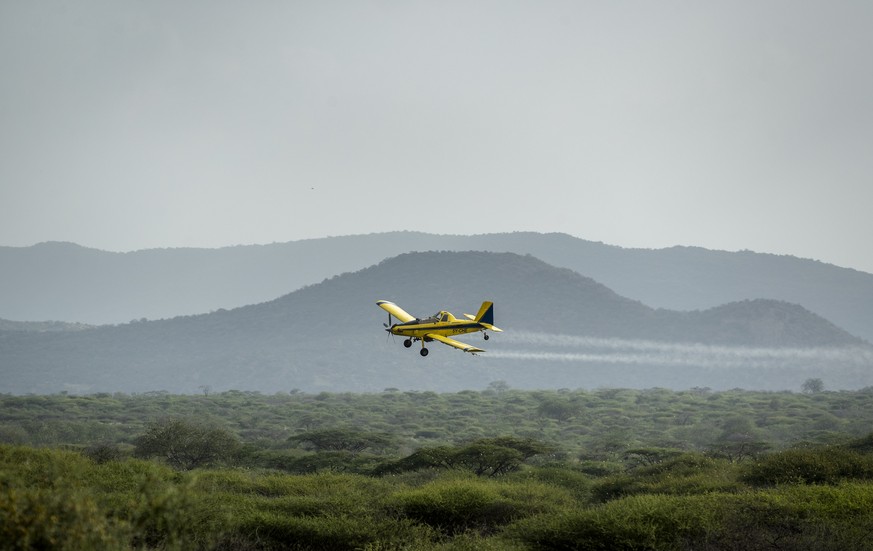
384;313;395;344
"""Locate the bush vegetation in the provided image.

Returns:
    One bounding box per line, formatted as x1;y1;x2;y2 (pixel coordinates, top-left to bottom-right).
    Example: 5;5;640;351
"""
3;386;873;549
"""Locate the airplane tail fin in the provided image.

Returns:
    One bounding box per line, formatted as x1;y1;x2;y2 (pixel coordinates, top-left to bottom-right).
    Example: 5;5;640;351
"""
474;301;502;332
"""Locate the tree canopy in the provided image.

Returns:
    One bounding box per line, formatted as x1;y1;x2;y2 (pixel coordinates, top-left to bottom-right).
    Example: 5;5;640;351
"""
133;417;240;470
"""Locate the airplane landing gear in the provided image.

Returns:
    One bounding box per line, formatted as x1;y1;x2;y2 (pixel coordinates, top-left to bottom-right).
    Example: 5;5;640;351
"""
484;333;490;340
420;348;429;357
403;339;413;348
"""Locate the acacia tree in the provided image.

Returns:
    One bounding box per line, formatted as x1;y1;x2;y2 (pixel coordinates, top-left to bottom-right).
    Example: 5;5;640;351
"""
708;417;769;462
133;418;240;470
802;378;825;394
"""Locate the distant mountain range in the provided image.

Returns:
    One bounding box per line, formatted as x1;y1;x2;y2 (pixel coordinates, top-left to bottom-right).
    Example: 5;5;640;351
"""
2;251;870;395
2;232;872;346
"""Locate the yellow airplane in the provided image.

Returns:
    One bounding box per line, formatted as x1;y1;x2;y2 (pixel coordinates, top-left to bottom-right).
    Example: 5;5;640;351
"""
377;300;502;356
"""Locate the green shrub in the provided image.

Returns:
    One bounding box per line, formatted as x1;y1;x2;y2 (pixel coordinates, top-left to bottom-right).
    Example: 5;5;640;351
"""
575;459;623;477
590;453;740;503
192;470;395;518
99;466;234;551
507;466;592;501
742;447;873;486
507;493;712;550
389;479;513;535
287;428;396;453
82;442;126;464
377;437;551;477
0;424;28;445
279;451;389;474
364;531;526;551
186;470;438;549
388;477;571;536
590;474;642;503
698;485;873;550
0;445;229;550
844;431;873;454
85;456;181;494
632;452;719;477
0;445;92;490
233;511;427;550
0;486;126;550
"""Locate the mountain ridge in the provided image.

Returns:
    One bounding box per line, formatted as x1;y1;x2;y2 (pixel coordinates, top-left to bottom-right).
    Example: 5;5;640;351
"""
2;251;869;395
2;232;871;345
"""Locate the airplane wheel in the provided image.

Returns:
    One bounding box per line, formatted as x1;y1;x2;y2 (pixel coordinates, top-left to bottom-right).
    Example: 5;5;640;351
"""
420;348;429;357
403;339;413;348
484;334;490;340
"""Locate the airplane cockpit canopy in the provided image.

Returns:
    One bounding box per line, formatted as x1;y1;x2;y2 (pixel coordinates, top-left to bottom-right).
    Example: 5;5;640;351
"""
419;311;455;324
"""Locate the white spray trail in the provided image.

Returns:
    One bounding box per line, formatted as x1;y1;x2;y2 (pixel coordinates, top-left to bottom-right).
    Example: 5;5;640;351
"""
488;331;873;368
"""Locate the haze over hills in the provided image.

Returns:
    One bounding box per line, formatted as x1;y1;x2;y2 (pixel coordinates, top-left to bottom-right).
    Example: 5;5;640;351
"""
2;251;870;395
2;232;872;345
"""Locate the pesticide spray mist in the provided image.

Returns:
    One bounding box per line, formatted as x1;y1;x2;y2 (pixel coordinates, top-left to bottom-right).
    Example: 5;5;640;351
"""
488;331;873;369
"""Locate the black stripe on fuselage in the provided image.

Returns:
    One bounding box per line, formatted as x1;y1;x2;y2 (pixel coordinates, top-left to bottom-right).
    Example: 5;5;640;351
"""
392;322;482;331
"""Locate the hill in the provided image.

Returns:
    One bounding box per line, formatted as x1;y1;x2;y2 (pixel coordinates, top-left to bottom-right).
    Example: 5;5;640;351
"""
2;252;869;395
0;319;93;332
2;233;872;345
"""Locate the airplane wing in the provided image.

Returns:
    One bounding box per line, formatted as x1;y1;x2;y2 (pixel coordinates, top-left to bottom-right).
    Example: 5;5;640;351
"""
376;300;415;323
426;333;485;354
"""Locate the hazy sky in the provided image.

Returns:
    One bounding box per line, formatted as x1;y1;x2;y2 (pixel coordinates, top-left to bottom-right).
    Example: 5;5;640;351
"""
2;1;872;273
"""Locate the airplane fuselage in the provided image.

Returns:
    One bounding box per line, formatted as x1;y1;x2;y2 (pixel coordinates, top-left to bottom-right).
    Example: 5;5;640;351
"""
388;320;486;340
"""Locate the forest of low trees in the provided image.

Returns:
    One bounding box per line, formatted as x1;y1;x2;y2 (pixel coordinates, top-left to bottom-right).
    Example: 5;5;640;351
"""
3;385;873;549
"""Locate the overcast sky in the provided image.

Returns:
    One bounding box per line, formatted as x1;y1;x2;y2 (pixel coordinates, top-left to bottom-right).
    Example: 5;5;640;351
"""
2;1;872;273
